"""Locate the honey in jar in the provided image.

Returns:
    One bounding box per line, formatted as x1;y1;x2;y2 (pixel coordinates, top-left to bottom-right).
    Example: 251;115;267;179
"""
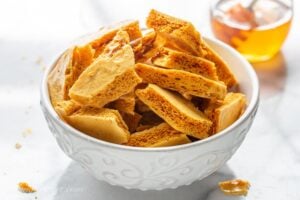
210;0;292;63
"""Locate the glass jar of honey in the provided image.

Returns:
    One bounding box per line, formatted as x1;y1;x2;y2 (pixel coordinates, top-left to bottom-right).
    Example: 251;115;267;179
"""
210;0;293;63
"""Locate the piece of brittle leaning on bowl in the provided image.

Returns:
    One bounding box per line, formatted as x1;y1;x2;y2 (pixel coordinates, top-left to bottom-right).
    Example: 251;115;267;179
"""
47;9;247;147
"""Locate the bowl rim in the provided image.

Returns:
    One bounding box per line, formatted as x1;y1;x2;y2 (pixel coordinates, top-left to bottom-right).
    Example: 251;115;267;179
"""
40;36;259;152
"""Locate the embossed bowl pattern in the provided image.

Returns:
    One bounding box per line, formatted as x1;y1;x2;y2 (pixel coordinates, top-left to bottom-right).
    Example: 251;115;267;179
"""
40;36;259;190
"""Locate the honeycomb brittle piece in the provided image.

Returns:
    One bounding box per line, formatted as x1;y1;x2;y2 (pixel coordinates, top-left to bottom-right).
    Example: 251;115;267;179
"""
204;93;247;133
120;112;142;133
127;123;191;147
67;107;130;144
136;84;212;139
135;63;227;100
152;47;218;80
146;9;202;56
109;91;136;115
18;182;36;193
219;179;250;196
69;31;142;108
200;40;237;88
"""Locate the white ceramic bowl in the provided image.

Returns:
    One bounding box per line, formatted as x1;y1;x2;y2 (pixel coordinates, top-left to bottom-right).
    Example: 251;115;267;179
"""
40;36;259;190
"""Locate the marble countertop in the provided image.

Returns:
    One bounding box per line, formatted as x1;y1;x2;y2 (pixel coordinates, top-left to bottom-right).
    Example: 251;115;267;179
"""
0;0;299;199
